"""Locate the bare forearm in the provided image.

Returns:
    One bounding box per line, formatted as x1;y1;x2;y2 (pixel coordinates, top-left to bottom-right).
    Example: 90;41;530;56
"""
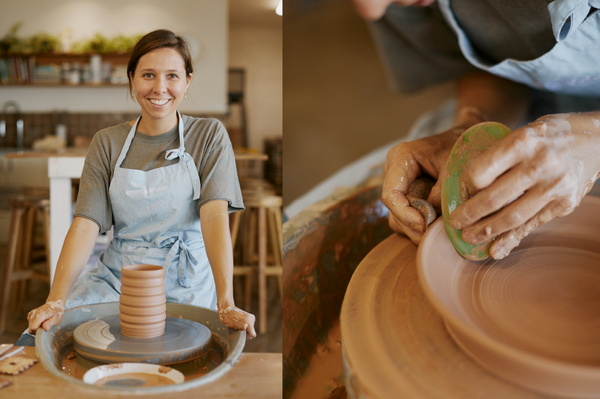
200;200;235;307
47;216;99;303
454;71;531;129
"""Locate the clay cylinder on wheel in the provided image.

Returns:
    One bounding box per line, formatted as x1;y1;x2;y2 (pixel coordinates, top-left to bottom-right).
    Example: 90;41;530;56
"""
119;264;166;338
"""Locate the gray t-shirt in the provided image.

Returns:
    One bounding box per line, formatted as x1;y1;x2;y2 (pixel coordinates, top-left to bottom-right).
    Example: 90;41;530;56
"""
369;0;600;116
74;115;243;233
368;0;555;93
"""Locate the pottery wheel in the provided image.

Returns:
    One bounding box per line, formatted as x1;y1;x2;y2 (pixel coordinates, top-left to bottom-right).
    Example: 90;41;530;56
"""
340;233;556;399
74;316;212;365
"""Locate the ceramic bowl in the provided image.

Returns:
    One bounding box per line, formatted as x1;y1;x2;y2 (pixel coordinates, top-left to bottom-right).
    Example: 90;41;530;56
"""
83;363;184;387
417;195;600;398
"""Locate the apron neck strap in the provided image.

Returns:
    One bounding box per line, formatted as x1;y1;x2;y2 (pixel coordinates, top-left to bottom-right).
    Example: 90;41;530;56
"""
165;110;186;160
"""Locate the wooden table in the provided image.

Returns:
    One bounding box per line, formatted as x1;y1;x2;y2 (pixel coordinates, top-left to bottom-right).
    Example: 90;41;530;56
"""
5;148;269;285
0;347;282;398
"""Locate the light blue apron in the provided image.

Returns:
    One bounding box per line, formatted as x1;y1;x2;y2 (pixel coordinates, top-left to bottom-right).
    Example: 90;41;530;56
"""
438;0;600;96
66;111;217;310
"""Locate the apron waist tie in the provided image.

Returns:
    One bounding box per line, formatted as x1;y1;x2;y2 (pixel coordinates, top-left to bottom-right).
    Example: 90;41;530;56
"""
161;236;198;288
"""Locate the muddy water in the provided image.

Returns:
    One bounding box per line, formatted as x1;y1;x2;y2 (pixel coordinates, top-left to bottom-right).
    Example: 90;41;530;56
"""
290;321;347;399
94;372;175;387
60;334;225;383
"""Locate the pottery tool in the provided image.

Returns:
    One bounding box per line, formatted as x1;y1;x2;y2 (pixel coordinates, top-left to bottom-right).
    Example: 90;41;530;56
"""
0;346;24;362
0;344;14;358
441;122;511;260
0;354;37;375
73;316;212;365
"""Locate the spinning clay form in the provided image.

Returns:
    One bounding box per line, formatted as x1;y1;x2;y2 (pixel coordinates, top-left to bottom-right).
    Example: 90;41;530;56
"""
441;122;511;261
119;264;166;338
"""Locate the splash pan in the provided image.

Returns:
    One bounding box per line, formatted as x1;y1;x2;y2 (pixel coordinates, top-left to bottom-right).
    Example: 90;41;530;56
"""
417;195;600;398
36;302;245;393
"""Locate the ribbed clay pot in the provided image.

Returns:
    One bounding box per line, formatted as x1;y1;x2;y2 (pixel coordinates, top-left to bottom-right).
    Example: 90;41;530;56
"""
119;264;166;338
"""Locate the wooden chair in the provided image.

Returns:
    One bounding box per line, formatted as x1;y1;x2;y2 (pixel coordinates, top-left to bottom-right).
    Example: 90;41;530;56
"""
0;194;50;334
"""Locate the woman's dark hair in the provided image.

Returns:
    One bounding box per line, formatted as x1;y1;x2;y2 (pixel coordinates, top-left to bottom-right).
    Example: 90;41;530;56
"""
127;29;193;98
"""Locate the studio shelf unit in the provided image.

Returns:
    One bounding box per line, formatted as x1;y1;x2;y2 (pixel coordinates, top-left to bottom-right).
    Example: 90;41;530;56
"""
0;53;131;87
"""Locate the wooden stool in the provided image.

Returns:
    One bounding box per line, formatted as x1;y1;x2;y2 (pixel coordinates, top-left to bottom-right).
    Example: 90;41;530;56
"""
232;192;282;334
0;195;50;333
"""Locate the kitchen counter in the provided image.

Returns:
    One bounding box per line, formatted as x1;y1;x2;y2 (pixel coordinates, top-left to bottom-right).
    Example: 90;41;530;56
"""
0;347;282;398
3;148;87;158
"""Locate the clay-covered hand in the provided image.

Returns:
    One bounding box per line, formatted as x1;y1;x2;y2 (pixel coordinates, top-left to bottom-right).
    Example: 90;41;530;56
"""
27;300;65;333
450;112;600;259
218;304;257;339
382;128;463;244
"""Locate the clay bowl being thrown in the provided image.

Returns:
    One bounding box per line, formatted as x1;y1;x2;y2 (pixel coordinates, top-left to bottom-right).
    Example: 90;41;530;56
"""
120;264;166;339
417;195;600;398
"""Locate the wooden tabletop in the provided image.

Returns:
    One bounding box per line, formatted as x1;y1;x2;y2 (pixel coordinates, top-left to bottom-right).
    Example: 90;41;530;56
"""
0;347;282;398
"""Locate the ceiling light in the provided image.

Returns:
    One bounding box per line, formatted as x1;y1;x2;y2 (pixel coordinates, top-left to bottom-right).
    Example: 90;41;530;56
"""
276;0;282;16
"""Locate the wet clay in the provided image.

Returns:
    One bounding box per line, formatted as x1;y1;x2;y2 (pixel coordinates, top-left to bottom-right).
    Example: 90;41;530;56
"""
406;176;437;227
418;196;600;397
290;321;345;399
282;183;392;398
27;300;64;333
119;264;166;338
217;306;254;333
441;122;511;260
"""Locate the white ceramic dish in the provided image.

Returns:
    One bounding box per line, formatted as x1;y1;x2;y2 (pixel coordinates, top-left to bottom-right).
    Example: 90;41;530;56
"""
417;195;600;398
83;362;184;387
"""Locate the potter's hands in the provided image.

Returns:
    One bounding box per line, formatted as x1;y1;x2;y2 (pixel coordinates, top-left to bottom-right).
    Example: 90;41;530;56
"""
27;300;65;333
382;128;463;244
218;303;257;339
450;113;600;259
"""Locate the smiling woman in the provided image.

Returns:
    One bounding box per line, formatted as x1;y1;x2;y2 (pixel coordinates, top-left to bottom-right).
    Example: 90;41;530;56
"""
18;29;256;347
127;30;193;135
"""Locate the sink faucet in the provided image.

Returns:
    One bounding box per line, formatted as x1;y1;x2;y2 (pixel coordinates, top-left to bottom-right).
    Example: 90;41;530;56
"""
1;100;24;149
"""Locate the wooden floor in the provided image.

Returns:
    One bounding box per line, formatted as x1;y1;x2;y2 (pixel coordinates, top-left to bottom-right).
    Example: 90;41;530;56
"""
0;245;282;353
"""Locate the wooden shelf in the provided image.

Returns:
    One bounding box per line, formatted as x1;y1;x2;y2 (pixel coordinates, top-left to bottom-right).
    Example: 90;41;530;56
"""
0;82;127;87
2;52;130;64
0;53;131;86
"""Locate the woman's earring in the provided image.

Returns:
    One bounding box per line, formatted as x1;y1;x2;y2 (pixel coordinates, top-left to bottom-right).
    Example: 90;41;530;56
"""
185;89;188;99
131;88;135;100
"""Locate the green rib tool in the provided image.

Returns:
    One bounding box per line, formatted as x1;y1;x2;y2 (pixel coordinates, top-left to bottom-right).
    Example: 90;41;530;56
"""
441;122;511;261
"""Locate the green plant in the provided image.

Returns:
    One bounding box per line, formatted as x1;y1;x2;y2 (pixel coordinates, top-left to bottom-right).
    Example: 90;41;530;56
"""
0;22;24;54
0;24;141;55
24;32;59;53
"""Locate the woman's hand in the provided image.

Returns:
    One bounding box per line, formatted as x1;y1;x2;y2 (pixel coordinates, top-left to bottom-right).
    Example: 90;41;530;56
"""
218;303;257;339
450;112;600;259
382;128;464;243
27;300;65;333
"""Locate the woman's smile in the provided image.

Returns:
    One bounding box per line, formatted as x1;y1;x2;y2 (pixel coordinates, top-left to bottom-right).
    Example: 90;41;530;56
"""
148;98;171;106
131;47;191;135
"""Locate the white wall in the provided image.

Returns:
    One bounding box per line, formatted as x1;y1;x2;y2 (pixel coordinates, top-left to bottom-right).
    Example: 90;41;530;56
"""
0;0;227;113
229;21;282;151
